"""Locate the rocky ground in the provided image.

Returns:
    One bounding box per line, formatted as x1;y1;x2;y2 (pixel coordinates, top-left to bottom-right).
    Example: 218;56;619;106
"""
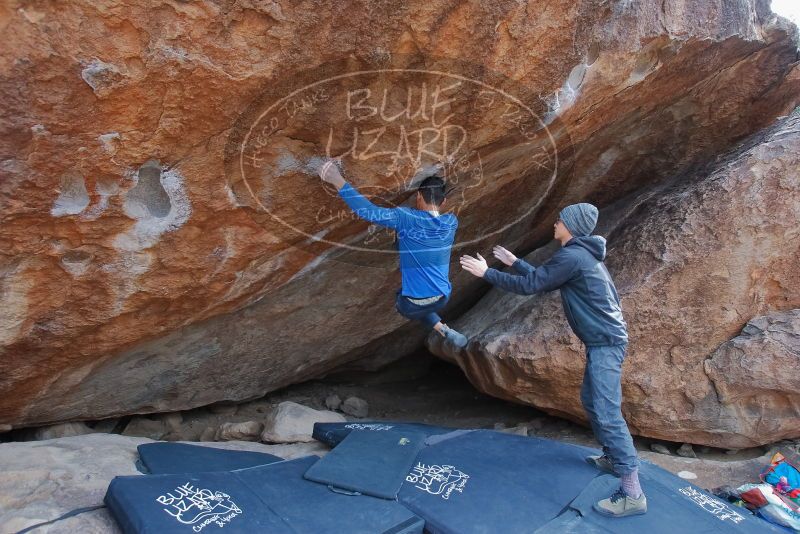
2;351;796;532
6;350;793;463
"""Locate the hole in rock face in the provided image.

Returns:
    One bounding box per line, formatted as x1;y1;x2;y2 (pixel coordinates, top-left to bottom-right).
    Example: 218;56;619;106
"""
60;249;93;276
51;172;90;216
628;36;677;83
61;250;92;264
630;49;659;81
587;42;600;66
566;63;587;92
124;160;172;218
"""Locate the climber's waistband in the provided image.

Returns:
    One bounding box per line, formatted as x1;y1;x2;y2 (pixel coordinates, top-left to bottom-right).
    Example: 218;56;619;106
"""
405;295;444;306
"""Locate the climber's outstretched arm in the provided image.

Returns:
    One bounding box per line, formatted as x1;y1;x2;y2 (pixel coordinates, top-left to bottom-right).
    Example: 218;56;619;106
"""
318;159;400;229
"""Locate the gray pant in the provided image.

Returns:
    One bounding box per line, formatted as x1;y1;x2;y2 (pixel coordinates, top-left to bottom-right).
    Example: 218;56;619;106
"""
580;343;639;475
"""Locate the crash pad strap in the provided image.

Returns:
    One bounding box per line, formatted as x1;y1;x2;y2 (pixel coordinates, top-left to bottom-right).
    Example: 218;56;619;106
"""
16;504;106;534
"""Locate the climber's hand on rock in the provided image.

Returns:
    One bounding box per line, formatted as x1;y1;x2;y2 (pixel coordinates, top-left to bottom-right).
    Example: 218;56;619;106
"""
460;253;488;278
492;245;517;267
318;158;346;189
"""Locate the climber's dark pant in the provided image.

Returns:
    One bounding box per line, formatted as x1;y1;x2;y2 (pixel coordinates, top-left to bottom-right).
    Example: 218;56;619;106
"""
394;288;450;330
580;343;640;475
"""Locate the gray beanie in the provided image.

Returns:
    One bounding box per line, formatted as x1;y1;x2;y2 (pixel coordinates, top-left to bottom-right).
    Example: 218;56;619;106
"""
559;203;599;237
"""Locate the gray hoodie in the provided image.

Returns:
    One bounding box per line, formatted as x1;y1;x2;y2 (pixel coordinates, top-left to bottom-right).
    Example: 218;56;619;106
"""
483;235;628;346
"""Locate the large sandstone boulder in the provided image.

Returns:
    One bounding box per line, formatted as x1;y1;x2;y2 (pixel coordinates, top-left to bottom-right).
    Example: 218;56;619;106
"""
427;110;800;448
1;0;798;428
705;310;800;441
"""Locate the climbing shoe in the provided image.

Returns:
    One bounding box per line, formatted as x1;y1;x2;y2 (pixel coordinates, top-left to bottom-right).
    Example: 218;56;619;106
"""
585;454;618;476
593;488;647;517
440;325;468;349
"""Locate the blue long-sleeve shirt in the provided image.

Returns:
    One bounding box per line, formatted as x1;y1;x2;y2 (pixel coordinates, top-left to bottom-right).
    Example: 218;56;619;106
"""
337;182;458;298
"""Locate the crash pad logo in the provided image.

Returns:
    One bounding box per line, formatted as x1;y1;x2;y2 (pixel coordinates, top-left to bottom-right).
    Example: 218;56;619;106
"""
406;462;469;500
678;486;744;524
344;423;395;431
157;482;242;531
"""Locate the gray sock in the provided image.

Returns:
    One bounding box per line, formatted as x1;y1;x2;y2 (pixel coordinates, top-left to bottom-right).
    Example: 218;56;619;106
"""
620;469;642;499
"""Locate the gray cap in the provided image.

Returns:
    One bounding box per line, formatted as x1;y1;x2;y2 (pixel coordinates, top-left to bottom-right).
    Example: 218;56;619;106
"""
559;203;599;237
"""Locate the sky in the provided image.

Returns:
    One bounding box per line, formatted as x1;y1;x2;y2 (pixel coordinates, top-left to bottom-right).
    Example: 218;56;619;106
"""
772;0;800;23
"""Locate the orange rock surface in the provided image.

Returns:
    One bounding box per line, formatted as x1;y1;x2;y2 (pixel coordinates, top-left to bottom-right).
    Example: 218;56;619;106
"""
0;0;797;435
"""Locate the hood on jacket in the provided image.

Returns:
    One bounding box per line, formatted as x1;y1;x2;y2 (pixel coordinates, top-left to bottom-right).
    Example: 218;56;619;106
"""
567;235;606;261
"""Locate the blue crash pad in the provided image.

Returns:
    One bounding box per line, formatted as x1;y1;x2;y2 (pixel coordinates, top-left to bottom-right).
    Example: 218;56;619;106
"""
312;421;454;447
105;469;292;534
237;456;424;533
536;462;787;533
398;430;602;534
106;456;424;534
304;429;427;499
395;429;783;534
137;442;282;474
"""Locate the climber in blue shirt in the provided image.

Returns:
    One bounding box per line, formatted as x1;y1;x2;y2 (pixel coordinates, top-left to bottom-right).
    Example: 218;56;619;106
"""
318;159;468;348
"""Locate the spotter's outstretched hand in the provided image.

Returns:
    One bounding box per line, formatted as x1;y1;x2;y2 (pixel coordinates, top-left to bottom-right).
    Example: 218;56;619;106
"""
460;252;488;278
492;245;517;267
